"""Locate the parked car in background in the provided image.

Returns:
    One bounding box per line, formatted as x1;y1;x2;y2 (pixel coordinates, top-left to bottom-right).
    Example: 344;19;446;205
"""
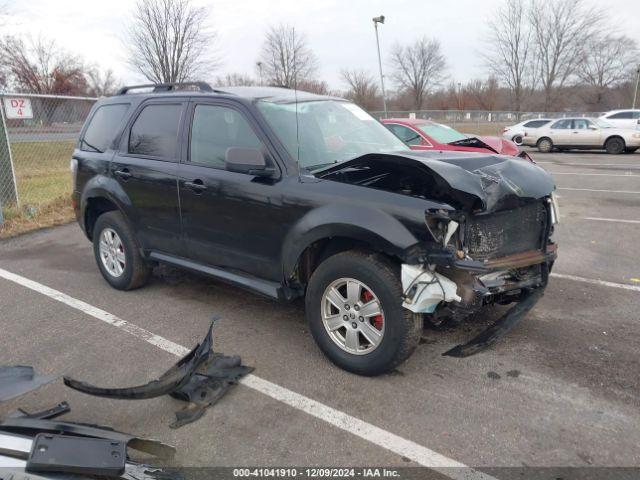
502;119;553;145
522;117;640;154
381;118;525;158
598;109;640;130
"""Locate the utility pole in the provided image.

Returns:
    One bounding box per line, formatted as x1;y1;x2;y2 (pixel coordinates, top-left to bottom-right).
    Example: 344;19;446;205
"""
256;62;264;86
633;64;640;109
372;15;387;118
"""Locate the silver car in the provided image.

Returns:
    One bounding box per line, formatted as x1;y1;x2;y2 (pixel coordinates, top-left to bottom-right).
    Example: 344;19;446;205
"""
522;117;640;154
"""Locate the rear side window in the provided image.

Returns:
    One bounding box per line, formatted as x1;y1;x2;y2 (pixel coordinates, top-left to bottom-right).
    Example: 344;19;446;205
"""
386;124;423;146
81;104;129;152
607;111;633;119
551;119;572;129
128;104;182;159
523;120;550;128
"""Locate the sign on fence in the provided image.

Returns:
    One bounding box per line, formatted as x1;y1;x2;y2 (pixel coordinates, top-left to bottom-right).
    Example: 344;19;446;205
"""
3;97;33;119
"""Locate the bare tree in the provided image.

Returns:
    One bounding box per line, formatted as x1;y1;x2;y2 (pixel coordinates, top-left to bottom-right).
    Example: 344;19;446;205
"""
529;0;603;111
215;72;256;87
296;79;329;95
126;0;216;84
390;37;446;110
578;35;638;109
341;69;379;110
0;35;87;94
484;0;535;112
257;24;318;88
86;68;118;97
466;77;501;111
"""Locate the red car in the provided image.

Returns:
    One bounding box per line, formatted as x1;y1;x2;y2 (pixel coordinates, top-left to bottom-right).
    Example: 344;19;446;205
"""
381;118;525;158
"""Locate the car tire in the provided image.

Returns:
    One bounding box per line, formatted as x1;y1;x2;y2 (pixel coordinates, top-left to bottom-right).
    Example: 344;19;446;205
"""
305;250;423;376
537;137;553;153
605;137;625;155
93;211;151;291
512;134;523;145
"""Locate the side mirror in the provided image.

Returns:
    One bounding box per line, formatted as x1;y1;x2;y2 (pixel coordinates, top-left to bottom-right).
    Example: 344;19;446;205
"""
225;147;273;176
588;125;598;130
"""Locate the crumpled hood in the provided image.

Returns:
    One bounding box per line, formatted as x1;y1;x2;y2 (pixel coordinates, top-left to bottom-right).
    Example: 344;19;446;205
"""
317;151;555;212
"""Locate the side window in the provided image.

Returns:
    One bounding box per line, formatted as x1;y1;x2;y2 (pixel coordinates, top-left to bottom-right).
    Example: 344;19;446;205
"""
608;112;633;119
387;124;422;146
524;120;549;128
573;119;590;129
190;105;262;168
551;119;572;129
633;112;640;119
81;104;130;152
128;104;182;159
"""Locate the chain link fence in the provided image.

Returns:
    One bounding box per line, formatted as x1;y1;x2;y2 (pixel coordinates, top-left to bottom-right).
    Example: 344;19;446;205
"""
0;95;603;233
0;93;97;225
369;110;603;136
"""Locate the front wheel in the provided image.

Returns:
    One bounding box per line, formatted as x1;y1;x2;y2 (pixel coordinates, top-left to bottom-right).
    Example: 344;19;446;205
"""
605;137;625;154
93;211;151;290
305;251;423;376
537;137;553;153
512;134;523;145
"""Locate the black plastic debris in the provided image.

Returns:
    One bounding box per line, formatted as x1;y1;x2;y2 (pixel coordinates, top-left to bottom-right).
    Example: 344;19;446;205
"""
26;433;126;476
170;354;253;429
63;322;215;400
443;287;545;358
0;366;57;402
8;402;71;420
61;319;253;428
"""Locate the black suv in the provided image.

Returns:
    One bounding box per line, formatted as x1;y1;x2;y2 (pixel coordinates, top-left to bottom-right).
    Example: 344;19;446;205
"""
72;83;558;376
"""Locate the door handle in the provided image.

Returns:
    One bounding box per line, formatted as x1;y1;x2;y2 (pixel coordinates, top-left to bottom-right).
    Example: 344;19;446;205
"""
184;179;208;192
114;168;132;180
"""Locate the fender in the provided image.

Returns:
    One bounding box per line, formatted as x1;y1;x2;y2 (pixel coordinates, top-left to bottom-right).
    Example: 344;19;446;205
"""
80;175;136;234
281;203;420;280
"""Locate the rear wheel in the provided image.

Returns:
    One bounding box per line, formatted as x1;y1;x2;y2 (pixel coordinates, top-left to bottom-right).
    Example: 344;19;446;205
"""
305;250;422;376
537;137;553;153
605;137;625;154
93;211;151;290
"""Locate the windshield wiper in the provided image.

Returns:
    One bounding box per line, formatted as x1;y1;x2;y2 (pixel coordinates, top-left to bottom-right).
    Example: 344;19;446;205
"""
308;161;339;172
81;139;104;153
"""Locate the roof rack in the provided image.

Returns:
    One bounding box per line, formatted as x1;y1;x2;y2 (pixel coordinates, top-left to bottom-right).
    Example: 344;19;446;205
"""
116;82;215;95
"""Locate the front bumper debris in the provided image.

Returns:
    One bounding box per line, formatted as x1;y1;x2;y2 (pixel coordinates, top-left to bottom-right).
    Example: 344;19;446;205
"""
401;264;461;313
63;318;253;429
442;287;545;358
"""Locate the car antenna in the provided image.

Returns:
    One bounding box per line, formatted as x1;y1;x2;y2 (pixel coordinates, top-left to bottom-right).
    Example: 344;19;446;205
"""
293;30;302;182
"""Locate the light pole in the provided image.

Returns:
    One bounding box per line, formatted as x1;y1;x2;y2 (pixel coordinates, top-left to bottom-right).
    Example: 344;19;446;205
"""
372;15;387;118
256;61;264;86
633;64;640;109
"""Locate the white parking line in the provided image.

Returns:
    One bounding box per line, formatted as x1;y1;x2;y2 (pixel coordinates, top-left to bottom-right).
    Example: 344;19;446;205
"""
549;172;639;177
550;273;640;293
537;162;640;168
583;217;640;225
0;267;494;480
557;187;640;194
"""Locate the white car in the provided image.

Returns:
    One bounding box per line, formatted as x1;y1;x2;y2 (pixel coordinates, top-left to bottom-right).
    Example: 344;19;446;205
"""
598;109;640;130
502;119;553;145
522;117;640;154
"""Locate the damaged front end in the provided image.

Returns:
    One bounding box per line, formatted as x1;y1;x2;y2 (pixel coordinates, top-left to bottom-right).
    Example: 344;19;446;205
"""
318;151;559;356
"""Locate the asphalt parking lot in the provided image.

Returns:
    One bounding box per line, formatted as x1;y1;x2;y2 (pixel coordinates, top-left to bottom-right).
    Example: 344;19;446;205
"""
1;148;639;477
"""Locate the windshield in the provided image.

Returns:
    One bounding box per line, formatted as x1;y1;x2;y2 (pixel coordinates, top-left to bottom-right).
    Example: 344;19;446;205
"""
256;100;408;170
595;118;613;128
417;123;468;144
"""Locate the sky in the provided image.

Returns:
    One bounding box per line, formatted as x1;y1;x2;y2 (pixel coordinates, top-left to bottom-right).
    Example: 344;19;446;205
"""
2;0;640;91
